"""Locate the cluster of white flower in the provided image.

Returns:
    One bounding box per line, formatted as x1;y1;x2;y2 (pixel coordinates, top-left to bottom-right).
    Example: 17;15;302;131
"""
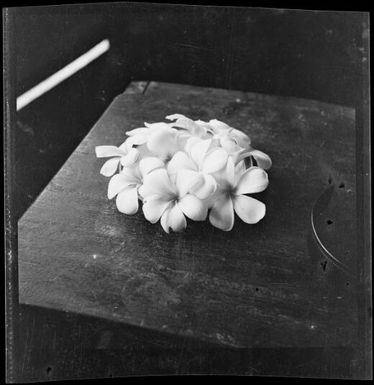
95;114;271;233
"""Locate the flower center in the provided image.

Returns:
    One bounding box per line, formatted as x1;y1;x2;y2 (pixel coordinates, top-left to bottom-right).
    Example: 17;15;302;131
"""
219;179;234;196
167;190;179;203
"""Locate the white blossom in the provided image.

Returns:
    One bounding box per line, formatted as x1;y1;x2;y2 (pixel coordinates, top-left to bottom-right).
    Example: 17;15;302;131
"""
96;114;271;232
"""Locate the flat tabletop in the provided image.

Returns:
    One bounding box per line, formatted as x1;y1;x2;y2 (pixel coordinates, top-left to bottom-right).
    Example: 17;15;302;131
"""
18;81;357;348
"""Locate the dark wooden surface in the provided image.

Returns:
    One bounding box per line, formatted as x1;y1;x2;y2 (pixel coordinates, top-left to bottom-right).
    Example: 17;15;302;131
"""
18;81;357;350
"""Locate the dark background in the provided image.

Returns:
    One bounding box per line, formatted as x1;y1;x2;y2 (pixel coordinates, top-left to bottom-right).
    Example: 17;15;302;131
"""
9;3;368;381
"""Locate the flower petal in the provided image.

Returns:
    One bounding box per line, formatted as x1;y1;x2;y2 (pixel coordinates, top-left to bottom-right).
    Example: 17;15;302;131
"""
220;135;241;153
191;173;217;200
235;167;269;195
232;148;252;165
209;194;234;231
141;168;175;198
126;127;149;136
175;169;201;197
190;139;212;166
177;132;191;150
126;134;148;146
136;143;154;158
208;119;232;134
233;195;265;224
108;172;138;199
165;113;187;121
178;194;207;221
147;127;179;158
249;149;272;170
120;147;139;167
116;187;139;215
195;120;212;131
233;160;247;184
169;114;206;137
121;166;141;183
95;145;126;158
118;138;134;152
231;128;251;148
100;158;120;177
212;154;235;190
144;122;172;130
185;136;202;154
225;156;236;186
137;185;147;200
142;197;171;223
167;151;197;175
160;208;171;233
191;124;206;137
202;148;229;174
235;159;247;175
139;157;165;177
169;115;202;135
161;203;187;233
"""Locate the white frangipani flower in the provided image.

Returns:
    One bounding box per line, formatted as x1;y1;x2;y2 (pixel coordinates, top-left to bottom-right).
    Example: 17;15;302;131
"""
96;114;272;233
139;168;208;233
167;139;228;199
209;157;269;231
107;157;164;214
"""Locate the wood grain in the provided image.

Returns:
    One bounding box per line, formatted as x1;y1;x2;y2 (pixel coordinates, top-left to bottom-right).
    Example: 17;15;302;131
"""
18;81;357;348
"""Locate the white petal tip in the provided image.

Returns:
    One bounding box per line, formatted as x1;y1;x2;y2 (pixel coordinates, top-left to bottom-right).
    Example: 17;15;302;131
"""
100;170;114;177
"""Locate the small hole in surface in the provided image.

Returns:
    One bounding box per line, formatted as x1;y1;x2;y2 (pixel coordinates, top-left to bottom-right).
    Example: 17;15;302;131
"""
46;367;52;375
339;182;345;189
320;261;328;272
326;219;333;225
346;282;350;286
328;175;332;184
255;288;259;292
